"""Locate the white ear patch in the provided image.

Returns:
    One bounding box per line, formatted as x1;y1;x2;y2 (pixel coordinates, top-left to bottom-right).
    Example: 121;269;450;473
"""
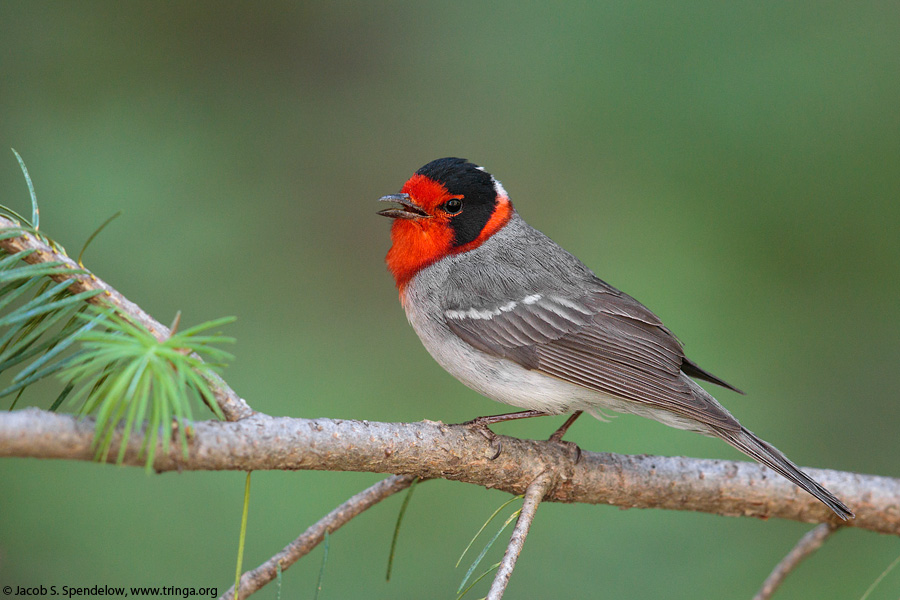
475;165;509;198
491;177;508;198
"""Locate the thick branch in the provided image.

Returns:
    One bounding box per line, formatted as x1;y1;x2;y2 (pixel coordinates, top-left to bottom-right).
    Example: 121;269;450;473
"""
2;408;897;535
0;218;253;421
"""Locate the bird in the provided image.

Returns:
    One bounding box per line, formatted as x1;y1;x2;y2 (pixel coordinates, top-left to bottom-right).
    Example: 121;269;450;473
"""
377;157;853;520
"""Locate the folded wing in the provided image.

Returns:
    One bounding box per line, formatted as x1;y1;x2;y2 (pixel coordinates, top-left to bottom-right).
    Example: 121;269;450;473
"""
445;285;740;431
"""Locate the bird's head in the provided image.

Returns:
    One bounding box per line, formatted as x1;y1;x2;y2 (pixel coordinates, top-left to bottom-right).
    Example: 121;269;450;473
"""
378;157;513;290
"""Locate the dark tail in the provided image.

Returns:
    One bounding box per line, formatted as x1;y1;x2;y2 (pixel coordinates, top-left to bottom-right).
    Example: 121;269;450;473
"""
682;357;744;394
718;426;854;520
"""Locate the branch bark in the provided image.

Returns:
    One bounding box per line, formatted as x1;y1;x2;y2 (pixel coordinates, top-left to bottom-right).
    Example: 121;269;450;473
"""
2;408;897;535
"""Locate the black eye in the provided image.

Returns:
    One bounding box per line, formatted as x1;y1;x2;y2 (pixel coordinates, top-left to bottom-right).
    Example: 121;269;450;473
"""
444;199;463;214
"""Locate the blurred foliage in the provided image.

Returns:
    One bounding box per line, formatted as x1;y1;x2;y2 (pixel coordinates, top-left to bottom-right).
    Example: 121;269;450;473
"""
1;1;898;598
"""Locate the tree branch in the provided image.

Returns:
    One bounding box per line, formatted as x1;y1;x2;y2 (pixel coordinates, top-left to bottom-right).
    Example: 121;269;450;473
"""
2;408;897;535
753;523;840;600
0;217;253;421
2;206;890;600
487;471;554;599
221;474;417;600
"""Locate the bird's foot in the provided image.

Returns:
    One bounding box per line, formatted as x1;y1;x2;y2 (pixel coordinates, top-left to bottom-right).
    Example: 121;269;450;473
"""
547;411;584;463
462;416;503;460
551;438;582;464
460;410;551;460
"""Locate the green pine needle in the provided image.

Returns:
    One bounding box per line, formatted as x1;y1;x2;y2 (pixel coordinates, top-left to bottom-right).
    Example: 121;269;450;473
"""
0;253;105;405
275;561;283;600
456;495;523;568
313;530;330;600
0;260;81;284
0;208;34;230
0;288;103;373
6;307;102;382
0;297;82;370
64;312;235;470
49;382;75;412
235;471;252;600
11;148;39;230
386;477;420;581
859;552;900;600
77;211;122;267
7;387;26;411
455;562;501;600
457;506;522;594
0;248;36;270
1;153;236;472
4;152;70;255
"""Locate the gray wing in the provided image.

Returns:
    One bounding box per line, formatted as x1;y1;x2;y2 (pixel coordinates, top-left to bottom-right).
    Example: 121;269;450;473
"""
445;282;740;431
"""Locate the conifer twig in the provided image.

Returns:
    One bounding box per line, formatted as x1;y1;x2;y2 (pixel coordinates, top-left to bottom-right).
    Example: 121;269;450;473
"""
753;523;840;600
221;474;417;600
0;217;253;421
486;471;554;599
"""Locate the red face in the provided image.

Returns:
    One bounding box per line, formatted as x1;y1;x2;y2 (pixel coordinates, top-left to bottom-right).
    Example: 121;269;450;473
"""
378;158;512;291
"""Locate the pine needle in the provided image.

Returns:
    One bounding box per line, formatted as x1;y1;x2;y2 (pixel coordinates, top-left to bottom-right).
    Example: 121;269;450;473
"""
859;552;900;600
456;562;502;600
275;561;283;600
234;471;252;600
457;508;522;594
386;477;420;581
64;312;235;470
11;149;38;230
456;495;523;568
77;210;122;267
313;530;330;600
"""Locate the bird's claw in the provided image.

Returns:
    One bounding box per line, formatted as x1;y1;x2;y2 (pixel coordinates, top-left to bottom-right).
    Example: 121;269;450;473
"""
550;437;582;464
487;437;502;460
462;418;503;460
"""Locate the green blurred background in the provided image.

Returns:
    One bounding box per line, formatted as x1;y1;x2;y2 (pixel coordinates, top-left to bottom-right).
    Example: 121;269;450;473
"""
1;2;898;598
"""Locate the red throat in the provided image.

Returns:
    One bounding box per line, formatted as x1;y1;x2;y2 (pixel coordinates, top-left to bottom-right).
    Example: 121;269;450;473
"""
385;176;512;292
